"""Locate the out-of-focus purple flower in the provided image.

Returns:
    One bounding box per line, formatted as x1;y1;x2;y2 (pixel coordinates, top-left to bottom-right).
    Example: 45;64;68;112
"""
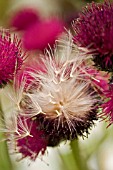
11;8;39;31
73;1;113;72
23;18;64;51
0;29;25;87
17;118;47;161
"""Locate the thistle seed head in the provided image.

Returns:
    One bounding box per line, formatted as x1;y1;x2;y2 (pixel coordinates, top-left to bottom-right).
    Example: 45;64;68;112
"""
21;33;98;145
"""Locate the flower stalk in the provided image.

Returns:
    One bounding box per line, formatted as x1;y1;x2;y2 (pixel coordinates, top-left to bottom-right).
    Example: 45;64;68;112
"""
70;139;89;170
0;133;13;170
0;105;13;170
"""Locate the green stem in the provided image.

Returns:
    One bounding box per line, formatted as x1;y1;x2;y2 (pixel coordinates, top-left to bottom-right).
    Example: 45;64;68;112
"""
0;133;13;170
70;139;89;170
57;149;70;170
58;148;78;170
0;101;13;170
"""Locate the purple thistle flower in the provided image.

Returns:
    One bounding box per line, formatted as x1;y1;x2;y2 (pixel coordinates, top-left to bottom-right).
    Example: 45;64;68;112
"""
0;29;25;87
11;8;39;31
23;18;64;51
73;1;113;72
17;118;47;161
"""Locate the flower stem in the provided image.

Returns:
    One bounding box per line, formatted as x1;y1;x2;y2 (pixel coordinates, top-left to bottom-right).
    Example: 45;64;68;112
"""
0;99;13;170
0;133;13;170
70;139;89;170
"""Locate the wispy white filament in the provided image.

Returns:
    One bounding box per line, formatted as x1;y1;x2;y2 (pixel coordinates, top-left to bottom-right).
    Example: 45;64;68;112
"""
24;33;95;123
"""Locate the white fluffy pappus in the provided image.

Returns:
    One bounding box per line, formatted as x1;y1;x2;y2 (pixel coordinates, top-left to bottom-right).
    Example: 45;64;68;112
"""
21;33;97;141
0;74;34;142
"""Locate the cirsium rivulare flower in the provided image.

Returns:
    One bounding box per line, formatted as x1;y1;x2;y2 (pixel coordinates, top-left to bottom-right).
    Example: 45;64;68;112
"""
73;1;113;72
16;117;47;161
11;8;39;31
23;18;64;51
0;29;25;87
20;33;98;145
1;33;106;158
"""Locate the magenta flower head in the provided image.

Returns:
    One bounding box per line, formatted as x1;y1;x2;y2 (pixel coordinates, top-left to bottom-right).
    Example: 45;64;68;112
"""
73;1;113;72
0;29;24;87
0;114;48;160
17;117;47;160
23;18;64;51
11;8;39;31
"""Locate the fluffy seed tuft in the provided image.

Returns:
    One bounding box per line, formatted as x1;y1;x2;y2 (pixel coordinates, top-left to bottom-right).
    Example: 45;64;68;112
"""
21;33;98;145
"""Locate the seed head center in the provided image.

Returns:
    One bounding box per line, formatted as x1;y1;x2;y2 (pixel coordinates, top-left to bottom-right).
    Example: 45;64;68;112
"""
53;101;65;116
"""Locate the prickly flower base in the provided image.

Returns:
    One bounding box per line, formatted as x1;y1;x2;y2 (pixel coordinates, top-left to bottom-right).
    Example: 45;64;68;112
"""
36;111;97;146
